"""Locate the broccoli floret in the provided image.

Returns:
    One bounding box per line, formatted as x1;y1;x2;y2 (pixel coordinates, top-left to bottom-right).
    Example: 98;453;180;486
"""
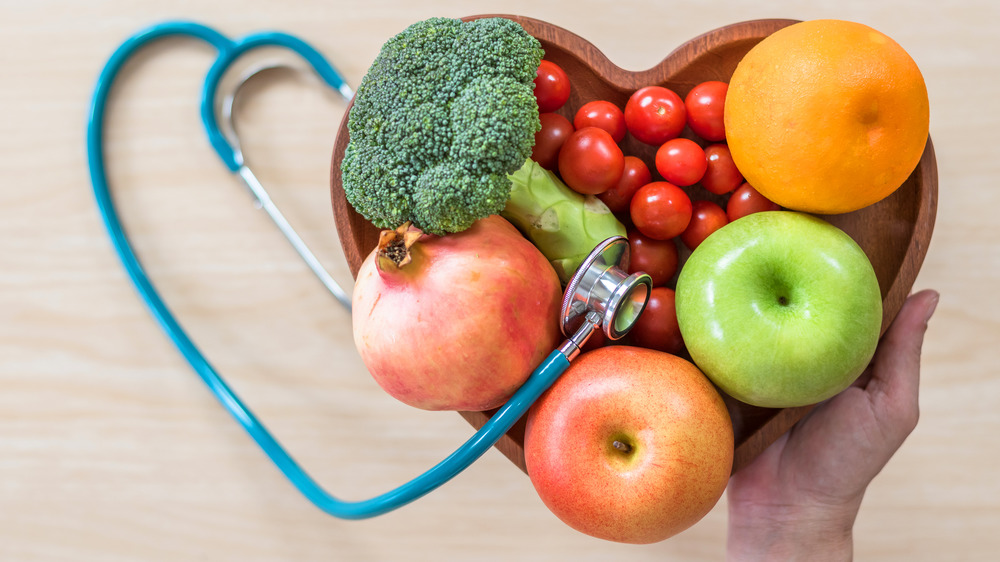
341;17;543;235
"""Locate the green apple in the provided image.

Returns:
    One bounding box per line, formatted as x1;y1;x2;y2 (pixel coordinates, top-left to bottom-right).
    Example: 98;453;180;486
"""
675;211;882;408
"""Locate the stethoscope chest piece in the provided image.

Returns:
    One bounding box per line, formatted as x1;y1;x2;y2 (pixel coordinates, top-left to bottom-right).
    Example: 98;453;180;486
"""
560;236;653;344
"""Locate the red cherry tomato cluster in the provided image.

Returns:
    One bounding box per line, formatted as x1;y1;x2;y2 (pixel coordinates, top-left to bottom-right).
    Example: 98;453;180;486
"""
532;61;782;356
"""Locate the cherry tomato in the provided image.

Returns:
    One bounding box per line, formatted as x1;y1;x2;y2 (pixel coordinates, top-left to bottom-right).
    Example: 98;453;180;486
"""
627;229;679;287
580;327;607;353
558;127;625;195
685;81;728;142
534;60;571;112
655;138;707;187
624;86;686;145
598;156;651;214
628;287;684;355
629;181;692;240
573;100;626;143
531;113;574;170
700;144;743;195
680;200;728;250
727;182;781;222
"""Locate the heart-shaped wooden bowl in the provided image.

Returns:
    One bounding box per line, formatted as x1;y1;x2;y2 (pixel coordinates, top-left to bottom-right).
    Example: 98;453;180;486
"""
330;16;938;474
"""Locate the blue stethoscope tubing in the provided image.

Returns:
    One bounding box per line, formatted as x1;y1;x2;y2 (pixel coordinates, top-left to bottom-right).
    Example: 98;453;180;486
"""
86;21;573;519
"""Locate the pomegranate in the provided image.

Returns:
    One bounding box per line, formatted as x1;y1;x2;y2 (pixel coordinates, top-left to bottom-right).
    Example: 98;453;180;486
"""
352;215;563;411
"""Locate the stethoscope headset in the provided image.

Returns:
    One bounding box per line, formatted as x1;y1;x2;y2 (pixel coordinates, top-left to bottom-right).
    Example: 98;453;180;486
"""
87;21;652;519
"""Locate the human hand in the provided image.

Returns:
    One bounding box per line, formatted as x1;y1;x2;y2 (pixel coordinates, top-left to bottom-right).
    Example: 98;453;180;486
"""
726;289;939;561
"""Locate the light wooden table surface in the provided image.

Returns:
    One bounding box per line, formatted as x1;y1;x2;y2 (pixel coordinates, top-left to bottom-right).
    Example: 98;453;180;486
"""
3;1;998;560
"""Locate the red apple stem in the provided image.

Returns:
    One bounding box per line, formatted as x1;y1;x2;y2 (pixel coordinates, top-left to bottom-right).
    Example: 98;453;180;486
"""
612;440;632;454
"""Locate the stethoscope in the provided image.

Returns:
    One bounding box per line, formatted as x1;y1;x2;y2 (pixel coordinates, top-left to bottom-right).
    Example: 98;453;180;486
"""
87;21;653;519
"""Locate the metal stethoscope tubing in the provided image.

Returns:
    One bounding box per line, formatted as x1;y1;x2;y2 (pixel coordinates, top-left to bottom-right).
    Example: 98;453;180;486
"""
87;21;652;519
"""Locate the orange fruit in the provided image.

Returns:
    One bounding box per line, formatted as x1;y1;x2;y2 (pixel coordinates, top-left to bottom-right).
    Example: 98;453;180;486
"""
724;20;929;214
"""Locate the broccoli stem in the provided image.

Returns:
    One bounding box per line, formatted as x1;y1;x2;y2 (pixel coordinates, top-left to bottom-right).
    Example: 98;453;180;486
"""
503;159;628;284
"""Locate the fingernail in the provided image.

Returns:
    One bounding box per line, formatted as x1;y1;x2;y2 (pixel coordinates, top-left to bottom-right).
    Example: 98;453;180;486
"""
925;291;939;323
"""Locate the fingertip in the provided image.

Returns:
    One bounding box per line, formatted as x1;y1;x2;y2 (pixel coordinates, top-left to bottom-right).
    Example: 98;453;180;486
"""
873;290;938;380
921;289;940;324
885;289;938;348
863;289;937;443
902;289;939;329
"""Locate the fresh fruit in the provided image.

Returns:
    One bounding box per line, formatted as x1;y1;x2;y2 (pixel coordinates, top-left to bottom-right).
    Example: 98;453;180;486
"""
679;200;728;250
558;127;625;195
726;182;780;221
630;181;692;240
624;86;686;145
626;229;678;287
524;346;733;544
532;113;575;170
655;138;707;187
684;81;728;141
352;216;562;411
675;211;883;408
724;19;929;214
574;100;626;143
534;59;571;112
628;288;684;354
598;156;652;214
579;327;607;352
700;144;743;195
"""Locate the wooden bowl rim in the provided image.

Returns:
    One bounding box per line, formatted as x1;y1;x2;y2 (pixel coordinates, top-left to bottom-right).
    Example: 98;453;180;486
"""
329;15;939;474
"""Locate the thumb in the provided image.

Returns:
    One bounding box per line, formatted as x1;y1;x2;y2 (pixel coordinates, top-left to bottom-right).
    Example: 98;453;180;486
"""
865;289;939;439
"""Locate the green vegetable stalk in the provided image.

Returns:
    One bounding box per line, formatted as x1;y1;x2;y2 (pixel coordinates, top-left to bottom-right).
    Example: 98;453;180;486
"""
504;159;627;284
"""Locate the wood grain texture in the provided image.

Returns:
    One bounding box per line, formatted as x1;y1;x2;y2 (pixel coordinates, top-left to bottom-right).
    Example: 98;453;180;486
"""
330;16;938;474
7;2;995;559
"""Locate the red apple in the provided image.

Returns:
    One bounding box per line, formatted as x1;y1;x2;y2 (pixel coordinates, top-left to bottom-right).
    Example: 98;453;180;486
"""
524;346;733;544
